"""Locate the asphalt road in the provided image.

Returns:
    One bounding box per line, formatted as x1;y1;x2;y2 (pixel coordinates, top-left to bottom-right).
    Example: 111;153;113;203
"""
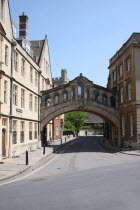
0;136;140;210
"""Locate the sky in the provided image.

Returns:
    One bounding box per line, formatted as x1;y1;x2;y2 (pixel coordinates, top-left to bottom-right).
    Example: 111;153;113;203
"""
9;0;140;87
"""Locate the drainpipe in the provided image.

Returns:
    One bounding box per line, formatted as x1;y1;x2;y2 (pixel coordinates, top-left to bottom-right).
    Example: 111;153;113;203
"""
0;35;4;160
38;69;42;147
0;35;3;113
9;40;16;158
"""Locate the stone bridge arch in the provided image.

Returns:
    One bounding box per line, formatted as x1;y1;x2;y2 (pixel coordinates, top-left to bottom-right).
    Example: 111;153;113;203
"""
41;74;119;133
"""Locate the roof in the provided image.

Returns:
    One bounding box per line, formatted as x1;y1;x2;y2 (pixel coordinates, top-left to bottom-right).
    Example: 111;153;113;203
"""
85;113;103;124
0;22;6;36
109;33;140;68
30;40;45;64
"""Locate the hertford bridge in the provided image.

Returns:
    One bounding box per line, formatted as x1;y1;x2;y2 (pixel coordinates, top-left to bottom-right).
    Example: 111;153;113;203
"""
40;74;119;141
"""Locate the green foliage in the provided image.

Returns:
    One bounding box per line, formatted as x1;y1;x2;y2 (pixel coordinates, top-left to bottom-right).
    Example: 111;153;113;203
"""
81;125;92;130
97;123;103;128
64;111;87;132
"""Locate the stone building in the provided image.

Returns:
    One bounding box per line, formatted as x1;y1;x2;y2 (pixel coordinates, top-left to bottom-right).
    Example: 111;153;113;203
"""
107;33;140;148
0;0;53;159
52;69;69;140
84;113;103;135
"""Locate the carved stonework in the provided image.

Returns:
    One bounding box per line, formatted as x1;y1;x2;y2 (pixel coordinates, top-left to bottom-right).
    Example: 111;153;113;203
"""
40;75;119;131
78;105;85;110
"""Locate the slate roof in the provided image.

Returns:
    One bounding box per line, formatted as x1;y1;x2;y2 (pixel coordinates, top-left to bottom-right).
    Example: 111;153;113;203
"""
30;40;45;64
85;113;103;124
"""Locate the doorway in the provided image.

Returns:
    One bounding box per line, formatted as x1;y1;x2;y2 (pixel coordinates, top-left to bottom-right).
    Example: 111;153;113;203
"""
2;129;6;157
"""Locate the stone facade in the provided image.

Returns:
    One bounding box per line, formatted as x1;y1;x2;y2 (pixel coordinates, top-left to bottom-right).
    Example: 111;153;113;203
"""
41;74;119;136
107;33;140;149
52;69;68;140
0;0;53;159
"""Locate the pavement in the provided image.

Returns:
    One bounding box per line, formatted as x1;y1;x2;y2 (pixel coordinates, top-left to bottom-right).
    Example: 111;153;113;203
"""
102;137;140;156
0;136;75;182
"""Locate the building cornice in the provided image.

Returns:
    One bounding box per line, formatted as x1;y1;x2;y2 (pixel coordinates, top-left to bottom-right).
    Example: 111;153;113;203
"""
109;33;140;68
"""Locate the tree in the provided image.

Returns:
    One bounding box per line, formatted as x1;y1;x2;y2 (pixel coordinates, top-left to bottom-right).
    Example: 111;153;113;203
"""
64;111;87;132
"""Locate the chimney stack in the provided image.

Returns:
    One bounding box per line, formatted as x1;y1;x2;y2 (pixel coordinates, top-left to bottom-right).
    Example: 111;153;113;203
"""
19;12;28;39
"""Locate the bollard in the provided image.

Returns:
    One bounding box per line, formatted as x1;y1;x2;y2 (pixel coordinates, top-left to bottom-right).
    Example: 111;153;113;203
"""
26;150;29;165
65;137;66;143
43;145;45;155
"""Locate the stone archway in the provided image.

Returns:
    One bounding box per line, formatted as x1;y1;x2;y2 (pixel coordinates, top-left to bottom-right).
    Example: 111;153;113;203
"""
41;101;119;131
40;74;120;144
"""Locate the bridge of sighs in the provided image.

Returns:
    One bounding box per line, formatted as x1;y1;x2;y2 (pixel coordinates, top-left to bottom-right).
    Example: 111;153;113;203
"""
40;74;119;141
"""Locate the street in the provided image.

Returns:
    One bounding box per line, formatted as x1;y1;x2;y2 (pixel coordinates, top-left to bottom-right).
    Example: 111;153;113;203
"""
0;136;140;210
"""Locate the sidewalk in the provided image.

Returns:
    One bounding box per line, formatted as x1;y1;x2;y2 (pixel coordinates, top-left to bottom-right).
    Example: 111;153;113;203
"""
102;138;140;156
0;136;74;182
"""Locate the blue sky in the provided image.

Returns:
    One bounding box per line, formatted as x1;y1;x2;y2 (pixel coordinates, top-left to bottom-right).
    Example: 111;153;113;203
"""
9;0;140;87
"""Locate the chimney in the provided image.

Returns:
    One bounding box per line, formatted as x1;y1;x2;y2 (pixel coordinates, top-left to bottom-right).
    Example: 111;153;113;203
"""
19;12;28;39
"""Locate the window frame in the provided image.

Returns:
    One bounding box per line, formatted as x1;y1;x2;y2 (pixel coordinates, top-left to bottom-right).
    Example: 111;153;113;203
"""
29;122;32;140
20;121;24;143
34;123;37;139
5;45;8;66
14;51;18;72
35;96;37;112
30;66;33;83
21;58;25;76
127;83;132;101
119;64;123;77
21;89;25;108
29;93;33;111
129;115;133;137
120;87;123;103
13;84;18;106
35;71;38;86
126;58;131;72
121;116;125;136
12;120;17;144
4;80;7;103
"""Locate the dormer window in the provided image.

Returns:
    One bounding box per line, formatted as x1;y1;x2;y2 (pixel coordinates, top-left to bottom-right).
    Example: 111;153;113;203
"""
0;0;4;20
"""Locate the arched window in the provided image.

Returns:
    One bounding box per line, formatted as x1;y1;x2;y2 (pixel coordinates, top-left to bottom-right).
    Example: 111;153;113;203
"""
93;90;100;101
86;87;90;100
45;96;51;107
78;82;84;99
54;93;59;104
102;93;108;105
110;96;116;108
62;90;68;102
71;87;75;100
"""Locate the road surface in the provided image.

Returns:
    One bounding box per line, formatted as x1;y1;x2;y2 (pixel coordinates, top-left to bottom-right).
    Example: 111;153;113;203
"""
0;136;140;210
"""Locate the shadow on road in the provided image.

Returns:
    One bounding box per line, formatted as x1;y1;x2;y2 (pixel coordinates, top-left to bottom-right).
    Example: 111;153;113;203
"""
46;136;120;155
